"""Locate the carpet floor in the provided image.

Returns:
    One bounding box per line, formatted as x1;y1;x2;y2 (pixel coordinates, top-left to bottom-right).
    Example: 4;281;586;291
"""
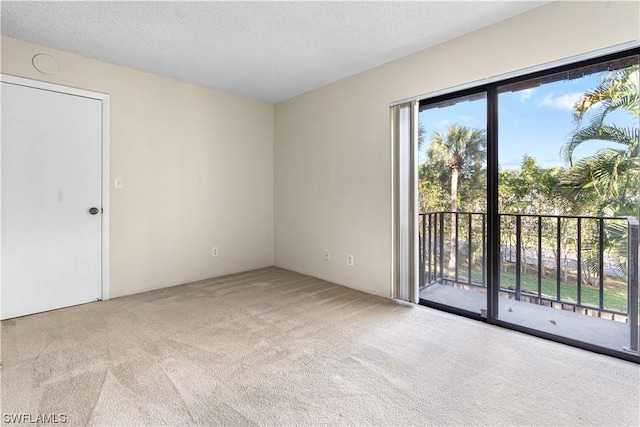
1;267;638;426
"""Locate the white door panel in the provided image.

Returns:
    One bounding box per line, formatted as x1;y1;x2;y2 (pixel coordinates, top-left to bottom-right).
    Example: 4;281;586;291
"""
1;82;102;319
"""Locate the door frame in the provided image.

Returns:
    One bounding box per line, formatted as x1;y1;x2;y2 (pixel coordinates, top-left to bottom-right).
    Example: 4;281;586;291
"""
0;74;110;302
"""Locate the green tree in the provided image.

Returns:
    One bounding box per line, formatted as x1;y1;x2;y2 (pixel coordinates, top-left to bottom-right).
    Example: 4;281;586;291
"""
428;124;486;274
561;64;639;217
418;163;446;213
499;156;593;282
560;64;639;280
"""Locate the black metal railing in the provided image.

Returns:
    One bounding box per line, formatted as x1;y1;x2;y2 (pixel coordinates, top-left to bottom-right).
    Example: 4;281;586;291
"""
419;211;639;351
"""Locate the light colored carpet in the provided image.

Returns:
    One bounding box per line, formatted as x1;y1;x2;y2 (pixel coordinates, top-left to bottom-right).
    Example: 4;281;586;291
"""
1;267;638;426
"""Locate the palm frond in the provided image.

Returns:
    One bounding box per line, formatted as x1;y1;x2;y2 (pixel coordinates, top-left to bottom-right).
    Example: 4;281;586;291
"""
573;65;639;125
427;124;487;169
562;125;638;164
559;149;638;201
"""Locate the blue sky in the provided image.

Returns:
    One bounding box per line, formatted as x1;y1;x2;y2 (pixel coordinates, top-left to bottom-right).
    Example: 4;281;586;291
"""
418;72;635;170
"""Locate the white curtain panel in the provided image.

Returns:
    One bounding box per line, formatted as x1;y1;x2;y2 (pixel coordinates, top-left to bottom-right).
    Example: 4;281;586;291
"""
391;102;419;303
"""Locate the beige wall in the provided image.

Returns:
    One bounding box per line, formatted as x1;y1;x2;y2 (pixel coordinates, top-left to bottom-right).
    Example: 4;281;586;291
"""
1;37;274;298
2;1;638;302
273;1;640;297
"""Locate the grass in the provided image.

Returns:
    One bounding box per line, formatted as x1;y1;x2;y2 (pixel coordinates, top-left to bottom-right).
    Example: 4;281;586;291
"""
423;263;629;313
496;272;627;313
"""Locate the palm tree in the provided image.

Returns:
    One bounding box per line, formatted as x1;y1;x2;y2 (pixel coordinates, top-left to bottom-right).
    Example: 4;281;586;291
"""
561;63;639;279
561;64;639;217
428;124;486;275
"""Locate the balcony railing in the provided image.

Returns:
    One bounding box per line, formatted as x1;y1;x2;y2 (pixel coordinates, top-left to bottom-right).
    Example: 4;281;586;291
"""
419;211;639;352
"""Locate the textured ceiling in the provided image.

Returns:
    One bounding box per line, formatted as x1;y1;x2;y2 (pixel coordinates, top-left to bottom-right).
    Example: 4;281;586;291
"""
1;1;549;104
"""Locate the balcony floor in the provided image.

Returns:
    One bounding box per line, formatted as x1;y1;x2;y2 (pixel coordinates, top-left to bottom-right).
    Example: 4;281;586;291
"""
420;283;634;354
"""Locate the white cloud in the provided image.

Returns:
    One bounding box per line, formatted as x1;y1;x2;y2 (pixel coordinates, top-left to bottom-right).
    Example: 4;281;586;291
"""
538;92;582;111
519;88;535;102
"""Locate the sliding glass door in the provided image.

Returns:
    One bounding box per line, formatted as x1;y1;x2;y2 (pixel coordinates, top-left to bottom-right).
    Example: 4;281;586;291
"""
418;92;488;317
414;47;639;361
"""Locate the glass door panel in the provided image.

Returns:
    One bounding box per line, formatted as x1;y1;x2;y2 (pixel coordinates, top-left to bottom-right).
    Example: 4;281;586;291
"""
418;92;488;317
496;54;639;353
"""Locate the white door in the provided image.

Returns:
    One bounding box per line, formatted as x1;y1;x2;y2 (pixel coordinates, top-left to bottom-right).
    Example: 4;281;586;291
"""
1;81;103;319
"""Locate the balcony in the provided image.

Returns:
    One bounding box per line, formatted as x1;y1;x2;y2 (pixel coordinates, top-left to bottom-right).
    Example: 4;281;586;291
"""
418;211;639;357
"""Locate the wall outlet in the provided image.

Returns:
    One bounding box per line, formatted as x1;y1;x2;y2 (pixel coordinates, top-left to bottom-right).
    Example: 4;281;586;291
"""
346;254;354;267
212;247;219;257
324;250;331;261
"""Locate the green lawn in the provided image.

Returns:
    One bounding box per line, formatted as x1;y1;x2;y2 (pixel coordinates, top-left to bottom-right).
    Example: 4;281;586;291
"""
424;265;628;313
496;272;627;313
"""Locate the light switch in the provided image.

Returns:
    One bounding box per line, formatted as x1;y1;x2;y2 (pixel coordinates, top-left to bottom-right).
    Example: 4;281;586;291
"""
114;177;124;189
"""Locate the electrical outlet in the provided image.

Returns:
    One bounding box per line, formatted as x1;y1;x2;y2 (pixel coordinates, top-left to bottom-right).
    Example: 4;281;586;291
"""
212;247;219;257
347;254;354;267
324;250;331;261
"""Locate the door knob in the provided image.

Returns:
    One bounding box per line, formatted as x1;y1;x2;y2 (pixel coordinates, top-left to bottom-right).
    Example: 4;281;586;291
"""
89;207;99;215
